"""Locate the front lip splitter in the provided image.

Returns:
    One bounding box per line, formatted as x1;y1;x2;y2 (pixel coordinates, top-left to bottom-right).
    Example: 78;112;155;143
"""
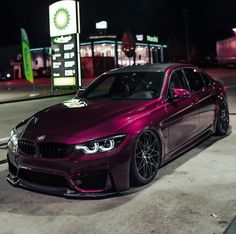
7;173;116;198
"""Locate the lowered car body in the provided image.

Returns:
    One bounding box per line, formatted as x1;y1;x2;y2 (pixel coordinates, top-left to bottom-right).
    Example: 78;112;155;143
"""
7;63;229;197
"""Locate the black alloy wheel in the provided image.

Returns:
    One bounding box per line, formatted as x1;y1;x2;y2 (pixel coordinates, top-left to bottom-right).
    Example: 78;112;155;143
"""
216;101;229;136
130;130;161;186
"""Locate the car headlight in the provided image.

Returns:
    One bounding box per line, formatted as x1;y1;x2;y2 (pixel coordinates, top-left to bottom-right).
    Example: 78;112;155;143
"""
8;118;32;153
8;128;20;153
8;128;18;153
75;134;126;154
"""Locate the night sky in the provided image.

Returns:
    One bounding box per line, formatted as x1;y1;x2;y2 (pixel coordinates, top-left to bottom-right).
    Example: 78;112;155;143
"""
1;0;236;57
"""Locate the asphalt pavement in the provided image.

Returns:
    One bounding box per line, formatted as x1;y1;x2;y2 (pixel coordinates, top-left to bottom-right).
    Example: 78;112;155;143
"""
0;77;93;104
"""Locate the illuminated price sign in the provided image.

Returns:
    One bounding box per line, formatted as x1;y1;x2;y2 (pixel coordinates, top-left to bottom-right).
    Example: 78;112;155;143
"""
51;34;78;87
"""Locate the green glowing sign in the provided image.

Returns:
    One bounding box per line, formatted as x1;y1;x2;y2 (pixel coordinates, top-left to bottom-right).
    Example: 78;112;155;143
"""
54;8;70;30
147;35;159;43
49;1;79;37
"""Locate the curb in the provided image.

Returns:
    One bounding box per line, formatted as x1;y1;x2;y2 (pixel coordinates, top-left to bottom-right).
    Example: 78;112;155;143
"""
0;143;8;165
0;159;7;165
0;140;8;148
0;91;77;105
224;215;236;234
0;144;8;149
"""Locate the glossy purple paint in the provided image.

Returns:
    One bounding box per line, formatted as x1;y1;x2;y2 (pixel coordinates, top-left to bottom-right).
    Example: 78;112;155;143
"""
7;63;227;197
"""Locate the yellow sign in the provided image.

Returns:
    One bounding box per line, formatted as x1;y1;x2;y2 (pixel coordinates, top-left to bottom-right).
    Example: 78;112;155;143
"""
53;77;76;86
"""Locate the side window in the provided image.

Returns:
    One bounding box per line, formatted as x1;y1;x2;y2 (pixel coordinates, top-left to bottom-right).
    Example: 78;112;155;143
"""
167;70;188;97
200;72;212;87
183;68;205;92
169;70;188;89
175;70;189;90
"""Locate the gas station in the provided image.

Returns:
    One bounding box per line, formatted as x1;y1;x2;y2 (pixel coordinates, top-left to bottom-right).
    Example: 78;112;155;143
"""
10;0;168;88
21;36;168;83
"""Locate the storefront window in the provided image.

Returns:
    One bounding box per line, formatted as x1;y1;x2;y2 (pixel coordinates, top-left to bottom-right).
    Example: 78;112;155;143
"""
93;43;115;57
45;48;51;67
118;44;149;66
32;52;44;69
80;40;167;70
117;44;133;66
136;45;149;65
81;44;92;57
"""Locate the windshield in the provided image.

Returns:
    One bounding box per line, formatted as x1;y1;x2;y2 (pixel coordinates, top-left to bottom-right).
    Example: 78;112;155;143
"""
80;71;164;100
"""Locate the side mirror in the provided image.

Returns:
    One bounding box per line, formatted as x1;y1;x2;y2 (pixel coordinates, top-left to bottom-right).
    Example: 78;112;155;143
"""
76;88;85;98
170;88;191;100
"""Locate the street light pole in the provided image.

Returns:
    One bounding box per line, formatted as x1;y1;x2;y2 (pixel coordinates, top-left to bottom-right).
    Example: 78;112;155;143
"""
232;28;236;36
183;9;190;62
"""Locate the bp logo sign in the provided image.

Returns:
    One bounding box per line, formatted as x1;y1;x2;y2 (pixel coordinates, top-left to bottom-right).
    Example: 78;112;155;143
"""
54;8;70;30
49;1;80;37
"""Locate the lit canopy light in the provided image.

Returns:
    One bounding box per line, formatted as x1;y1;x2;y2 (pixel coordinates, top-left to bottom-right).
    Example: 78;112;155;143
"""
136;34;144;41
89;35;116;40
147;35;159;43
232;28;236;36
96;21;108;30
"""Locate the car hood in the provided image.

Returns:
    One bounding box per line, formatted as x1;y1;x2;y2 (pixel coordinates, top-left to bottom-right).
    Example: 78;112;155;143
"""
24;98;156;143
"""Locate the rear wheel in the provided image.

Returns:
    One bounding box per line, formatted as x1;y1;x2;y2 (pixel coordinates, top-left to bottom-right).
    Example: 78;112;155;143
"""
130;130;161;186
215;101;229;136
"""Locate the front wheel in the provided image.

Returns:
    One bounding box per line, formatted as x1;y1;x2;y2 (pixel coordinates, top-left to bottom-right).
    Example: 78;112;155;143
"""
130;130;161;186
215;101;230;136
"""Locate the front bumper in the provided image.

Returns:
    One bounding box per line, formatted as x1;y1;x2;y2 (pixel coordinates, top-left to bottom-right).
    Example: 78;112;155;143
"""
7;173;116;198
7;137;133;197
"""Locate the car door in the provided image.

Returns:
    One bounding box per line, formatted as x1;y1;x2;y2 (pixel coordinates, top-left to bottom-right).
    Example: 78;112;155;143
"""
183;68;215;133
164;69;199;155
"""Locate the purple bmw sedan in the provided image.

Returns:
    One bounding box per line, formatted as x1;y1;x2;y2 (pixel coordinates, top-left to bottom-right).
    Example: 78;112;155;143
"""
7;63;229;197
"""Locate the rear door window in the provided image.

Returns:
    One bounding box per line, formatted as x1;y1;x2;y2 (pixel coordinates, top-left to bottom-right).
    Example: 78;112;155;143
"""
183;68;205;92
169;70;188;90
200;72;212;87
167;69;189;98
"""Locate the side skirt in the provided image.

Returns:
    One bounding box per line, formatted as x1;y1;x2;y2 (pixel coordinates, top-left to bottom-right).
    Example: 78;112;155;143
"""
161;129;212;166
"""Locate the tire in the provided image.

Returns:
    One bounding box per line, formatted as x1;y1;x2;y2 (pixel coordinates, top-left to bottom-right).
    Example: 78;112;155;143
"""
130;130;161;186
215;101;230;136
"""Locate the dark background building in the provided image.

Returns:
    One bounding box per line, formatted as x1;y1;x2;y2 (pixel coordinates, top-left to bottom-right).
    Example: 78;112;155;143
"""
0;0;236;74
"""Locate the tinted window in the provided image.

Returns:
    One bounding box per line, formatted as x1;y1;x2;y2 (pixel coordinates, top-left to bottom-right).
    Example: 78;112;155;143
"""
81;72;164;100
169;70;188;90
85;76;116;98
200;72;212;87
183;68;205;92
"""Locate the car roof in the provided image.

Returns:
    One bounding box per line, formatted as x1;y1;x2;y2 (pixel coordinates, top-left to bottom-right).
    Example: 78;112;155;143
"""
107;63;194;74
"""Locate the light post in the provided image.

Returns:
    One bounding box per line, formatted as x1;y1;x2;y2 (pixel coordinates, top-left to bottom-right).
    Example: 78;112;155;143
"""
232;28;236;36
182;9;190;62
